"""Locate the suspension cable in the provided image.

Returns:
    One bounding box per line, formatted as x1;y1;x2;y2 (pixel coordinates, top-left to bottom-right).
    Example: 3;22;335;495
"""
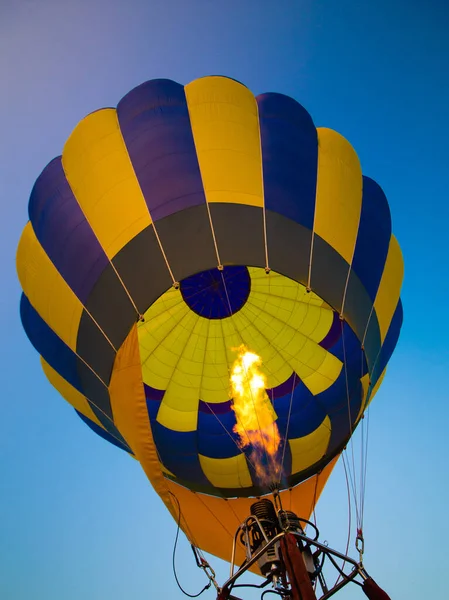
171;494;218;597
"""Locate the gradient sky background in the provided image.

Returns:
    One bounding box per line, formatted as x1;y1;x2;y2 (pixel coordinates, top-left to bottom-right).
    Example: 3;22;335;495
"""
1;1;448;599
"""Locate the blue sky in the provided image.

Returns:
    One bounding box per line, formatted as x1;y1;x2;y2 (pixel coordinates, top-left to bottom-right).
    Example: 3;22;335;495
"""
1;1;448;598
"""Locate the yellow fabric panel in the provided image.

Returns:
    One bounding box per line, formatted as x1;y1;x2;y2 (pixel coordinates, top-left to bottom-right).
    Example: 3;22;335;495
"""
201;319;231;404
289;416;331;474
199;453;252;488
41;358;102;427
250;268;325;307
247;292;333;343
185;76;264;207
233;306;342;395
302;352;343;396
162;315;208;411
367;368;386;407
314;128;362;264
232;306;292;387
156;402;198;432
62;108;151;260
108;325;178;522
356;372;371;421
138;297;190;389
148;310;202;431
374;236;404;342
164;456;338;567
16;222;82;350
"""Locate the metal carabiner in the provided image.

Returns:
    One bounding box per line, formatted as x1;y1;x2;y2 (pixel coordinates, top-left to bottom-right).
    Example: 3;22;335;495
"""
355;531;365;565
201;560;219;590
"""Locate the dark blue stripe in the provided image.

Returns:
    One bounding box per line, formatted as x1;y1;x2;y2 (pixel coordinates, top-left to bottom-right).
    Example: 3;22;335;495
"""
328;322;367;377
266;371;300;400
28;157;108;304
198;408;237;436
257;92;317;229
151;421;210;486
325;384;363;456
315;324;365;455
352;176;391;302
319;311;341;349
197;410;240;458
144;383;165;421
197;431;240;459
198;399;232;415
20;294;82;392
76;410;132;453
117;79;206;222
273;379;326;437
181;266;250;319
278;402;328;441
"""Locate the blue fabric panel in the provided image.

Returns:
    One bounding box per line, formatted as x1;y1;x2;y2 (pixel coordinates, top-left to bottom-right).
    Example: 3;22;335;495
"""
372;299;403;386
326;381;363;456
181;266;250;319
317;334;364;455
151;421;210;486
273;377;328;442
20;294;81;392
257;92;317;229
75;410;132;453
352;176;391;302
319;312;341;349
28;157;109;304
273;378;313;418
329;322;366;376
144;383;165;401
197;408;240;458
315;368;352;416
198;399;232;415
145;398;160;422
197;408;237;437
278;401;328;440
117;79;206;222
266;371;299;400
144;383;165;421
197;431;241;459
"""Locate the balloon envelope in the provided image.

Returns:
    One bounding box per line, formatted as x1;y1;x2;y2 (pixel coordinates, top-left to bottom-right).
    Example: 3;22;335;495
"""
17;76;403;563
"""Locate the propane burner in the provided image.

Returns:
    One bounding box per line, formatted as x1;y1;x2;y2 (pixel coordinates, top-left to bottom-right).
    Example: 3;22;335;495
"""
218;497;385;600
238;499;281;578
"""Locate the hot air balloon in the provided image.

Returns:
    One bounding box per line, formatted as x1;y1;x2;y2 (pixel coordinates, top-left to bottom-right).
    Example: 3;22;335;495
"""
16;76;403;600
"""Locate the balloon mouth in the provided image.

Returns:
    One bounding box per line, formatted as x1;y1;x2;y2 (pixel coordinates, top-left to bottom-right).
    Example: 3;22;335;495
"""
180;265;251;319
137;265;352;498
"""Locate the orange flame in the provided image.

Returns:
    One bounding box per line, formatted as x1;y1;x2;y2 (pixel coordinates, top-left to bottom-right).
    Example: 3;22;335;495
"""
230;345;282;486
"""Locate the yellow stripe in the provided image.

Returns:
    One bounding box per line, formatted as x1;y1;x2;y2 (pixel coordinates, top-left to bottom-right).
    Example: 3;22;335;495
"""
163;456;338;567
201;320;231;404
234;306;342;395
199;453;252;489
108;325;178;521
374;236;403;342
314;128;362;264
62;108;151;260
289;416;331;474
16;223;82;350
185;76;264;207
41;358;102;426
356;372;371;421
